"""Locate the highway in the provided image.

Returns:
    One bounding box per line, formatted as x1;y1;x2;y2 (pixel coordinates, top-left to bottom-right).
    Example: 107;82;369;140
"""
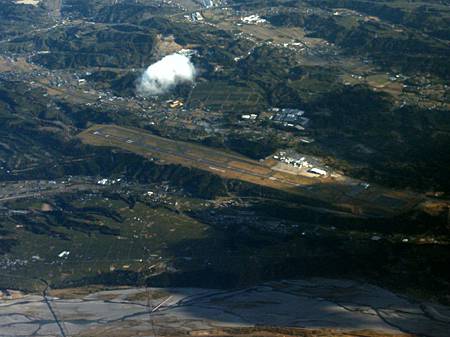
0;181;101;204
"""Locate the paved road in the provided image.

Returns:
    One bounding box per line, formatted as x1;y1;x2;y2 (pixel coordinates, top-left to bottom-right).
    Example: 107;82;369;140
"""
0;183;100;204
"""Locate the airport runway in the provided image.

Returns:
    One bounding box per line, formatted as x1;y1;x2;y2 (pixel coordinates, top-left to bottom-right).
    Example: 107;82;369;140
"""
79;125;424;217
90;125;303;189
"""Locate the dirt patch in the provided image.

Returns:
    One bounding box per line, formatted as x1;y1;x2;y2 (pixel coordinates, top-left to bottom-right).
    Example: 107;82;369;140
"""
49;286;126;299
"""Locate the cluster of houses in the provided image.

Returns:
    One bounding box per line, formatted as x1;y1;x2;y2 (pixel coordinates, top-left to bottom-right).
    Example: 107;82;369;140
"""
188;12;204;22
97;178;122;186
202;0;214;8
241;14;267;25
239;108;310;130
167;99;184;109
273;151;328;176
241;113;258;120
271;108;310;130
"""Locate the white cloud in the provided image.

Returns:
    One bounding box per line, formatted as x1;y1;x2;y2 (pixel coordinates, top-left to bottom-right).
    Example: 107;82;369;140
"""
137;53;196;96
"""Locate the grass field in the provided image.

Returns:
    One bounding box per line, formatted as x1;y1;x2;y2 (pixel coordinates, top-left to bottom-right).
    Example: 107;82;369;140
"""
187;82;266;113
0;193;211;290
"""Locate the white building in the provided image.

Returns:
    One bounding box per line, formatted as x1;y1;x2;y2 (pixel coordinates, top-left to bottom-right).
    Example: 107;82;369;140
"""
309;168;327;176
